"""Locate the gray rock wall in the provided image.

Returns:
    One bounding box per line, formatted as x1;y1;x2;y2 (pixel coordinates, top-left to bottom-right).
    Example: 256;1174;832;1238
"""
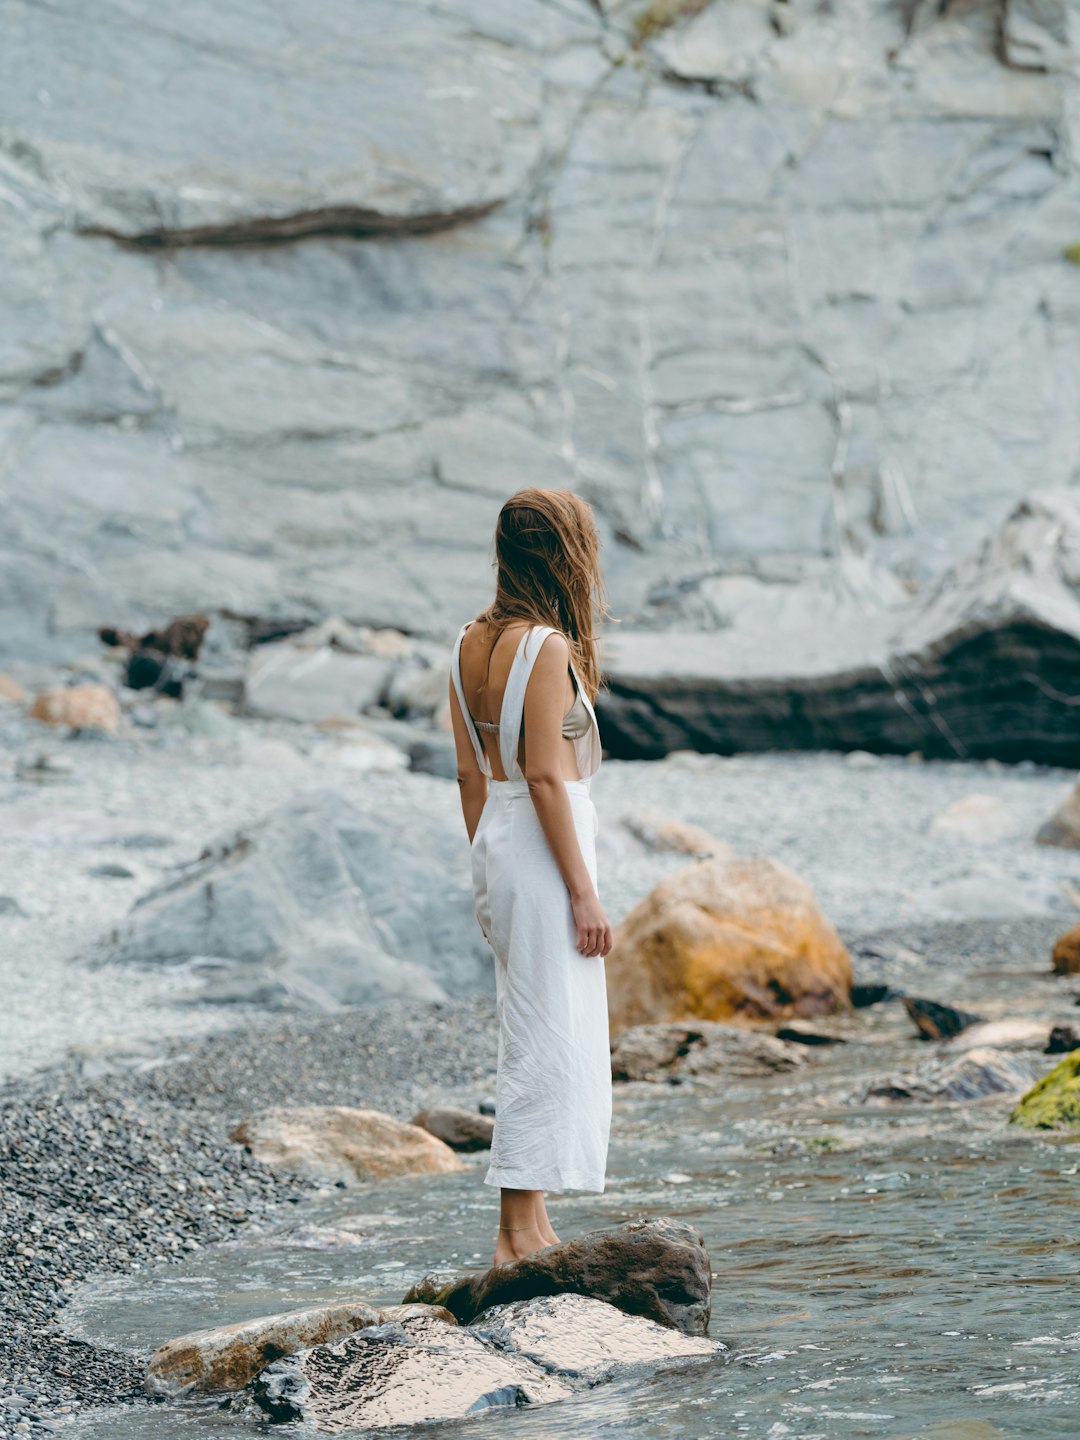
1;0;1078;657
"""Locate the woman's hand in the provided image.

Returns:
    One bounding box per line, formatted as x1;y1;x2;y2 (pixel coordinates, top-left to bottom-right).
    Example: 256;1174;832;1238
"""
571;889;614;958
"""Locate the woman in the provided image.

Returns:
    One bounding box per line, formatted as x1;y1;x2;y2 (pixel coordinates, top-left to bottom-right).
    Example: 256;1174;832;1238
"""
448;487;614;1266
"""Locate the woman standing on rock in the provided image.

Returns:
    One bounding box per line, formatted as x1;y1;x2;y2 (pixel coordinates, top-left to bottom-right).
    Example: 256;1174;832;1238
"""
449;488;614;1265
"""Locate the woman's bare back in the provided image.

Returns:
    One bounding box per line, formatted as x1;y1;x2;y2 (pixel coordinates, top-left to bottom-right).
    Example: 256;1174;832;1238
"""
457;620;582;782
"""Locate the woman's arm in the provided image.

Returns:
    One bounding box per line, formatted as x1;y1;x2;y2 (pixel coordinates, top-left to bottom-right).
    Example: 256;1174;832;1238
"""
448;675;489;842
522;634;613;959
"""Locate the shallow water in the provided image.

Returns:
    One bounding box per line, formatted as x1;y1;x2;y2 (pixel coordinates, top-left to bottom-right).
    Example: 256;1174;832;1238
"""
64;980;1080;1440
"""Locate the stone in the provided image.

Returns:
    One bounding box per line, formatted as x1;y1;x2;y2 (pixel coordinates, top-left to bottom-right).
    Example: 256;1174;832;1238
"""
944;1018;1051;1052
147;1300;439;1396
622;810;733;860
471;1293;720;1382
610;1021;806;1082
250;1310;570;1429
410;1106;495;1153
864;1047;1048;1104
598;494;1080;766
928;795;1020;843
775;1023;847;1047
903;996;984;1041
605;855;852;1033
244;643;391;724
1051;923;1080;975
403;1219;712;1336
1036;780;1080;849
0;673;27;703
1046;1025;1080;1054
28;684;120;735
1010;1051;1080;1129
108;787;490;1007
229;1107;465;1186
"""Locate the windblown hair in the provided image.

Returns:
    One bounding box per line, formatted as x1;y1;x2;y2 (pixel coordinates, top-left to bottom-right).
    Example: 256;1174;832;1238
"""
474;488;611;703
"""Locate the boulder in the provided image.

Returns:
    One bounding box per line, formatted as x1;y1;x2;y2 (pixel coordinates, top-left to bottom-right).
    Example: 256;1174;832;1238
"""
863;1047;1048;1104
903;996;984;1041
108;788;490;1008
928;795;1020;843
1051;923;1080;975
1010;1052;1080;1130
1046;1025;1080;1055
1037;781;1080;849
411;1106;495;1152
605;855;852;1034
229;1107;465;1186
146;1301;451;1396
610;1021;805;1082
403;1219;712;1337
598;494;1080;766
244;642;391;724
29;684;120;735
471;1293;720;1382
251;1309;569;1428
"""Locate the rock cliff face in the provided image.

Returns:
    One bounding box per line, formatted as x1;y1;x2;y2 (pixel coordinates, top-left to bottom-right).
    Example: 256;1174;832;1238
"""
1;0;1077;660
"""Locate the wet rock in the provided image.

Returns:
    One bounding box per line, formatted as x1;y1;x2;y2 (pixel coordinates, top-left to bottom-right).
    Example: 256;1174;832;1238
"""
244;643;391;724
944;1018;1050;1052
1046;1025;1080;1055
600;494;1080;766
903;996;984;1041
403;1218;712;1336
928;795;1020;843
250;1310;569;1429
863;1047;1047;1104
472;1293;720;1382
99;614;209;661
411;1106;494;1153
851;982;903;1008
605;855;852;1033
1051;923;1080;975
28;684;120;735
776;1023;847;1047
1010;1052;1080;1130
1036;779;1080;849
610;1021;805;1082
622;810;733;860
229;1106;465;1186
109;788;490;1007
147;1300;396;1395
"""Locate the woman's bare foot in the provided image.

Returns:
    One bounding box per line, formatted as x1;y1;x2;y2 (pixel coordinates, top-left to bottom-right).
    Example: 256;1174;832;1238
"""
493;1223;548;1266
534;1197;559;1248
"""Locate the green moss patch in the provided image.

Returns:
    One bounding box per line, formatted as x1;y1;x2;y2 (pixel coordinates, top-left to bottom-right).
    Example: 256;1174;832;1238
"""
1065;242;1080;266
1010;1052;1080;1131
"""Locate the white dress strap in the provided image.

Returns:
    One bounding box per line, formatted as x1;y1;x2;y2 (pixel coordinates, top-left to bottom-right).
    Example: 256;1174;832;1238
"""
450;622;491;778
499;626;558;782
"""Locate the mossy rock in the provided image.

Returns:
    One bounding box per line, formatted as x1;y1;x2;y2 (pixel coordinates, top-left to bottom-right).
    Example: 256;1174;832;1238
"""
1065;242;1080;266
1010;1052;1080;1131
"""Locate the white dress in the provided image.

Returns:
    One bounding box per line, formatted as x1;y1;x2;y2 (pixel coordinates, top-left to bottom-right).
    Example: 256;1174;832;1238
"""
451;623;611;1194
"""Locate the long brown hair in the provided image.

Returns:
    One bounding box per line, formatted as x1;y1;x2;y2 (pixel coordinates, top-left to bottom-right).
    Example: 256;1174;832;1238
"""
474;488;611;702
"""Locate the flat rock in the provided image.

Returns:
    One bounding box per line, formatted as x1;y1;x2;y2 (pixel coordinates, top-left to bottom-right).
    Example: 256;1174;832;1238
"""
944;1018;1051;1052
1010;1051;1080;1130
621;810;734;860
403;1218;711;1337
904;996;984;1041
244;643;392;724
250;1310;570;1430
863;1046;1048;1104
147;1300;449;1396
606;854;852;1033
229;1106;465;1186
610;1021;806;1082
108;787;490;1008
471;1292;721;1382
411;1106;494;1152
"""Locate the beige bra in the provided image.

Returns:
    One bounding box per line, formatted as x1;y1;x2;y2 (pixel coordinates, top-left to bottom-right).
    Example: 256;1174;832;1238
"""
473;681;592;740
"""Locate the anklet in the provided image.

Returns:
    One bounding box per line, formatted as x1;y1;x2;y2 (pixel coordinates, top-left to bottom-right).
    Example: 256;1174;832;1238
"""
498;1223;534;1232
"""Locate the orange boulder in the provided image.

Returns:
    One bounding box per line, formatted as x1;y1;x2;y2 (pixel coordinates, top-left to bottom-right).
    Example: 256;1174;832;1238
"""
30;683;120;735
1051;923;1080;976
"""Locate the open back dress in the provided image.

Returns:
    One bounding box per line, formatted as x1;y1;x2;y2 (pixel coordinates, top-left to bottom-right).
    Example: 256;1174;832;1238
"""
451;622;611;1193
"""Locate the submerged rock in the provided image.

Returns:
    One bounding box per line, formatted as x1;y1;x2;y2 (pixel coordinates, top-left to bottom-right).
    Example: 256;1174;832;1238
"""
863;1047;1047;1104
903;996;984;1041
403;1218;711;1337
229;1106;464;1186
1036;779;1080;850
108;788;490;1008
605;854;852;1033
29;684;120;735
610;1021;805;1082
472;1292;721;1382
1010;1052;1080;1130
250;1310;569;1430
411;1106;494;1152
1051;923;1080;975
